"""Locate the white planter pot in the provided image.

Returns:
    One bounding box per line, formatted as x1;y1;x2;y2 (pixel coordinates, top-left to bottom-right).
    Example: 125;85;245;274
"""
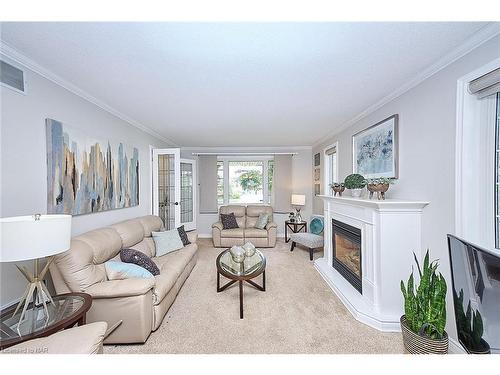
350;188;362;198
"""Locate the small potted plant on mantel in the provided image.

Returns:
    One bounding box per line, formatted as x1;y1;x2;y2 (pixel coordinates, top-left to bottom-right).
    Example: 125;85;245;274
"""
343;173;366;198
366;177;395;200
400;250;448;354
329;182;345;196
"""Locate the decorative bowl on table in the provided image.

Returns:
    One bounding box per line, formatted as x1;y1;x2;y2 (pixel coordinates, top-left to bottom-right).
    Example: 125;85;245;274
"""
229;246;246;263
242;242;256;257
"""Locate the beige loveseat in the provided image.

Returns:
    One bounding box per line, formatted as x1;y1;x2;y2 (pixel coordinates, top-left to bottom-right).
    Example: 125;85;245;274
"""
212;205;277;248
49;215;198;344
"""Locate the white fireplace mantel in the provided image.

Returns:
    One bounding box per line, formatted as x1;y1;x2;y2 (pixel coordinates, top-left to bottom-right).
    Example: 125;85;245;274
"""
315;195;429;332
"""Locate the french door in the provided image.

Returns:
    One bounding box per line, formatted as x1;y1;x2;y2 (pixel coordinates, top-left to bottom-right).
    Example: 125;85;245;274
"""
152;148;196;231
179;159;196;231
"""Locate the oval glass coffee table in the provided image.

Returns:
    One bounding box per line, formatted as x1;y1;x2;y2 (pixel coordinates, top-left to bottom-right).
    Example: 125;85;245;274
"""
216;248;266;319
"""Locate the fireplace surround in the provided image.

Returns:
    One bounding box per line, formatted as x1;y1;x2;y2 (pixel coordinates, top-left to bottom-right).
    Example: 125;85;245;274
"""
316;195;428;331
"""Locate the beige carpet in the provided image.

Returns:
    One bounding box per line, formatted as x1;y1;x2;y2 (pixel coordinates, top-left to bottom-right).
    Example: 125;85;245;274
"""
105;239;404;354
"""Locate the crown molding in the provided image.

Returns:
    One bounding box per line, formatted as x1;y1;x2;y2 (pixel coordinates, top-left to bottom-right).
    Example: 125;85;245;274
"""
0;40;178;147
312;22;500;148
181;145;312;151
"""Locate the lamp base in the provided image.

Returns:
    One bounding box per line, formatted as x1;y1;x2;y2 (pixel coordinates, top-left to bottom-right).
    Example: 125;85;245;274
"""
12;258;54;332
295;208;303;223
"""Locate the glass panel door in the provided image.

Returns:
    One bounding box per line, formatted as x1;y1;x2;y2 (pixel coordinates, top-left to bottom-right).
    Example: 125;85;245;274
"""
180;159;196;231
152;148;180;230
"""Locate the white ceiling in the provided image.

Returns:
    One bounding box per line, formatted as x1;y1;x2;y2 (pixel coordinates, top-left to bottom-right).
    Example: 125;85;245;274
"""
0;22;489;146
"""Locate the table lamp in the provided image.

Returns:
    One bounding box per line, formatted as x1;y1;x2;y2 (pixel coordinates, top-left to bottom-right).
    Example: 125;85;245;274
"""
0;214;71;329
291;194;306;222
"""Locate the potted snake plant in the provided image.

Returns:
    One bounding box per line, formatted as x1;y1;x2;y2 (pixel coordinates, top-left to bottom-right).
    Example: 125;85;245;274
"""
400;250;448;354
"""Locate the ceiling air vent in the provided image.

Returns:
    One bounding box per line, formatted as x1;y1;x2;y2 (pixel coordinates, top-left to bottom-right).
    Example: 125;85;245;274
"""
0;59;25;93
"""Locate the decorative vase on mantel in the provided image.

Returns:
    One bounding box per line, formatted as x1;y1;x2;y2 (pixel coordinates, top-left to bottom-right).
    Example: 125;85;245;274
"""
350;188;363;198
330;183;345;197
366;178;393;200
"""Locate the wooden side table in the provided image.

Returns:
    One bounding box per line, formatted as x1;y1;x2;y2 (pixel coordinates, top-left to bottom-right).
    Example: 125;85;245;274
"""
0;292;92;350
285;220;307;243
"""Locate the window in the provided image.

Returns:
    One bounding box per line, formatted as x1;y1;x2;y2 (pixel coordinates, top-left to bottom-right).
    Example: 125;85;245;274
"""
217;158;273;205
495;94;500;248
324;143;338;195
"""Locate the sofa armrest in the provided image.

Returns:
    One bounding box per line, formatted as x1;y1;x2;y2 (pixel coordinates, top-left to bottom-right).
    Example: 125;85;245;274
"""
85;278;155;299
187;230;198;244
212;222;223;231
2;322;108;354
266;221;277;230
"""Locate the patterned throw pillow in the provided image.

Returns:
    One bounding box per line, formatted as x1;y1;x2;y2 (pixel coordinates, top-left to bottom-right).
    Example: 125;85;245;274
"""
105;261;154;280
177;225;191;246
254;213;269;229
120;248;160;276
220;212;239;230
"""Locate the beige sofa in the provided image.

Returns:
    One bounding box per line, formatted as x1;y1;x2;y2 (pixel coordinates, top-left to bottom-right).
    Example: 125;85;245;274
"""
212;205;277;247
49;215;198;344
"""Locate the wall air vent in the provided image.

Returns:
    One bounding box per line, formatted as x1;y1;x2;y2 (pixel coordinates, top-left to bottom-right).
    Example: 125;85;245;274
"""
0;59;25;93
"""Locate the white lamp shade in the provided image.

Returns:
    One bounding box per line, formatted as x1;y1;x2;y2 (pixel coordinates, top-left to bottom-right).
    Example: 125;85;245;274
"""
0;214;72;262
291;194;306;206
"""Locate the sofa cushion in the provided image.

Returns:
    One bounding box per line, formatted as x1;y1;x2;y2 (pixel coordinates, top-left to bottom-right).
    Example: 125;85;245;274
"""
138;215;163;237
120;248;160;276
128;238;156;258
244;228;268;238
152;243;198;304
152;229;184;256
110;219;145;248
220;213;239;229
220;205;246;228
220;228;244;238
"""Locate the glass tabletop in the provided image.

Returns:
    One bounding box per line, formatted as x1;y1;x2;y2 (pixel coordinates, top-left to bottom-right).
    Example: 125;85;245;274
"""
0;295;85;340
218;249;265;277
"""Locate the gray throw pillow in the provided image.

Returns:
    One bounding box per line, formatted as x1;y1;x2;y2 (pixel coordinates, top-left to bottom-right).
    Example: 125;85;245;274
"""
254;213;269;229
152;229;184;257
220;213;239;229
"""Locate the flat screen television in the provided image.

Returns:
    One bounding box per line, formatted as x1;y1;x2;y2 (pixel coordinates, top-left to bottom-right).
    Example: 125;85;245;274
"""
448;234;500;354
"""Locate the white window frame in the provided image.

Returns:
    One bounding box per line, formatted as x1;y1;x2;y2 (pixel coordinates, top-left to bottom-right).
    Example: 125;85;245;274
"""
456;57;500;253
323;142;339;196
217;155;273;206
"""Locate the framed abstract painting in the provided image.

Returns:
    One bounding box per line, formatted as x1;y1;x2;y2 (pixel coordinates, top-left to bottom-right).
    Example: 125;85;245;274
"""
46;118;140;215
352;114;398;179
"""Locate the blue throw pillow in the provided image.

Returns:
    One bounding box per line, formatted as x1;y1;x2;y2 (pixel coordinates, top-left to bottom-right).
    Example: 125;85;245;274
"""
152;229;184;257
104;260;154;280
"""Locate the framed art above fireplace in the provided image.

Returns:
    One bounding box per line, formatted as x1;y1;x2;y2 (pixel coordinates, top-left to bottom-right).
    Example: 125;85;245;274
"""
352;114;398;179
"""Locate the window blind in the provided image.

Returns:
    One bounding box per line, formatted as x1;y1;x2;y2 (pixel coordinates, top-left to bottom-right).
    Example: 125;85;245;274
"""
469;68;500;99
198;155;218;213
325;145;337;155
273;154;293;213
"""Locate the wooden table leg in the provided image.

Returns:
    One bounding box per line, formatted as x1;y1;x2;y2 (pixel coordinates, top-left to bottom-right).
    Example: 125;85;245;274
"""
285;223;289;242
239;280;243;319
263;270;266;291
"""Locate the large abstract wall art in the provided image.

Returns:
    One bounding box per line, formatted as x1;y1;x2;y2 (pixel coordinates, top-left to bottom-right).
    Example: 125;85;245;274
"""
352;114;399;179
46;118;139;215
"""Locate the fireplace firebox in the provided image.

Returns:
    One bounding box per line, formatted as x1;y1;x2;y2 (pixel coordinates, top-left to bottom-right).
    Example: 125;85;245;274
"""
332;219;362;293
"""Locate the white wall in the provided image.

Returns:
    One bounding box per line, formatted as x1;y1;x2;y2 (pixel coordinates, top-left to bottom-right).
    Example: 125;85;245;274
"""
0;61;170;308
180;147;313;237
312;34;500;342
